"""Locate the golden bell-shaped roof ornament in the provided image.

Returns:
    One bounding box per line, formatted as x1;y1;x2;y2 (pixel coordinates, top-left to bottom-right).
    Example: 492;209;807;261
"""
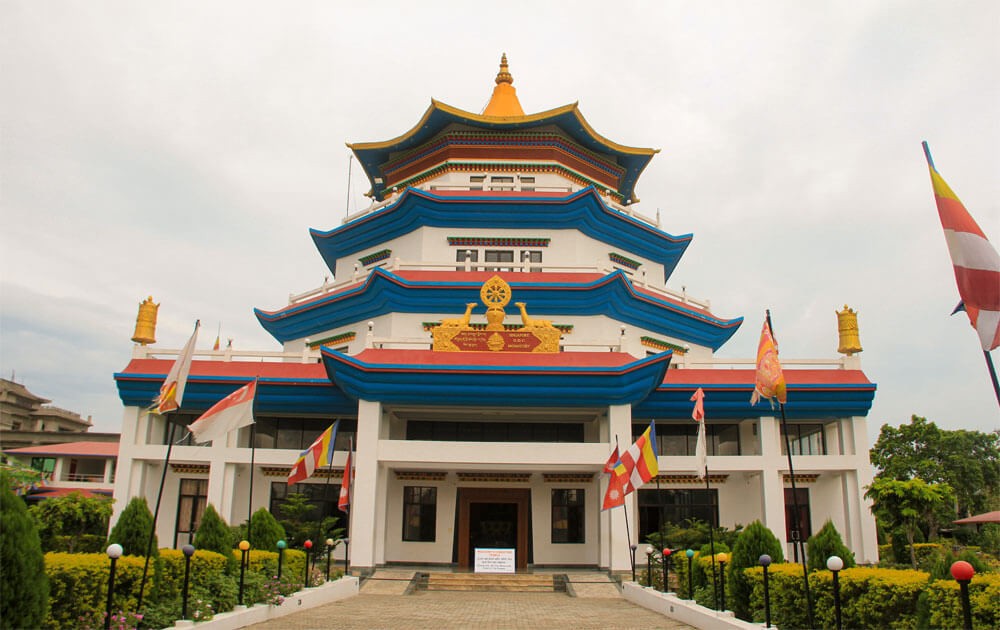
836;304;862;355
132;296;159;345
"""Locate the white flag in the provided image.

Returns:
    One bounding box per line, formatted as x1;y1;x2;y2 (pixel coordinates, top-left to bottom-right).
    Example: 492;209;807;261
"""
691;388;708;478
154;321;200;414
188;380;257;444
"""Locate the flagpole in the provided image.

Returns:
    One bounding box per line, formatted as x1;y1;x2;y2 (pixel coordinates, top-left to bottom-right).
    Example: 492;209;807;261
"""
705;464;720;610
137;414;176;611
615;435;635;577
984;351;1000;406
767;310;815;629
246;378;259;546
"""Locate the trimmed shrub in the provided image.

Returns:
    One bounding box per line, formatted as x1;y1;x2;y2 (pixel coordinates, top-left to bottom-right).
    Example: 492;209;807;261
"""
1;473;49;629
108;496;157;558
746;563;811;628
28;491;113;553
249;507;286;551
806;520;855;572
926;572;1000;629
194;504;236;572
43;552;145;629
153;548;228;602
728;520;784;620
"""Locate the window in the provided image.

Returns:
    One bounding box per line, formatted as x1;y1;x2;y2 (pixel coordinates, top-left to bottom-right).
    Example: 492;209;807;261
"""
638;489;718;540
271;482;349;535
30;457;55;474
406;421;584;442
485;250;514;271
784;488;812;542
520;176;535;192
551;489;585;543
456;249;479;271
490;176;514;191
780;424;826;455
520;250;542;272
402;486;437;542
174;478;208;546
519;176;535;183
639;422;741;457
254;418;356;452
470;175;486;183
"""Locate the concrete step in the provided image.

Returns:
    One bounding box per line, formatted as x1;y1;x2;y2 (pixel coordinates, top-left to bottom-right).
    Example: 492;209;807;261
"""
420;572;562;593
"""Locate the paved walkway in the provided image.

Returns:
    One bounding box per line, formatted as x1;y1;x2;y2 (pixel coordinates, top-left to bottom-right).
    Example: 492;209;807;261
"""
245;571;695;630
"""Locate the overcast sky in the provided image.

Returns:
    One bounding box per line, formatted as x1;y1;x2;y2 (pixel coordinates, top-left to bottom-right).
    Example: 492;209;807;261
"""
2;1;998;443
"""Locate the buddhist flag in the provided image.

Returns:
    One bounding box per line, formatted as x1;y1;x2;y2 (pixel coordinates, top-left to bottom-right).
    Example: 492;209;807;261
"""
188;379;257;444
601;447;630;510
338;438;353;512
154;321;200;414
287;421;339;486
620;422;659;492
924;142;1000;351
691;388;708;478
750;316;787;406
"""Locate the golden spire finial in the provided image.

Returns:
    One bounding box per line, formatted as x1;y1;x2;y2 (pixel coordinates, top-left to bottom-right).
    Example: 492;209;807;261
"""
495;53;513;85
483;53;525;117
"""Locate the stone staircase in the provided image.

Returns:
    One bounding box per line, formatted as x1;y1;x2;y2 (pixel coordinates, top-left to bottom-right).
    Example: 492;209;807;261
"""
417;572;566;593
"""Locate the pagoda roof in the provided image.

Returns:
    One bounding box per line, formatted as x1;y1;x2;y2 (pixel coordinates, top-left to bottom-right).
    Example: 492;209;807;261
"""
254;267;742;350
349;100;657;203
634;368;877;420
321;347;672;407
309;187;691;280
113;359;355;415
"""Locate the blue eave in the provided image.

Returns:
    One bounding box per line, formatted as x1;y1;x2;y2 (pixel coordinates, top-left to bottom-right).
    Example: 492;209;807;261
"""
254;268;743;350
633;384;877;420
113;374;357;416
308;187;691;282
321;349;672;408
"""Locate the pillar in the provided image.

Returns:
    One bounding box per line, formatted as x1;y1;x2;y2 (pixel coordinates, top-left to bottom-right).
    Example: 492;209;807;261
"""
606;404;634;572
350;399;383;570
758;417;789;551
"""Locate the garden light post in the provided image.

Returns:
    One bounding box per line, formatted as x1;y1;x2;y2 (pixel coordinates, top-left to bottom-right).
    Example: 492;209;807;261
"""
276;539;286;580
950;560;975;630
645;547;653;587
325;538;334;581
662;547;671;593
759;554;772;628
827;555;844;630
630;543;638;583
238;540;250;606
718;553;728;611
181;544;195;621
303;540;313;587
685;549;694;599
104;543;123;630
343;538;350;575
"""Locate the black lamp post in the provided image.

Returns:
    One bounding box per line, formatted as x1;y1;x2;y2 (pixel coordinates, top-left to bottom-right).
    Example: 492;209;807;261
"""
325;538;334;581
950;560;975;630
759;554;772;628
276;539;286;580
662;548;672;593
718;553;728;611
181;544;195;620
238;540;250;606
342;538;350;576
629;543;638;582
645;547;654;587
827;555;844;630
104;544;123;630
685;549;694;599
303;539;313;587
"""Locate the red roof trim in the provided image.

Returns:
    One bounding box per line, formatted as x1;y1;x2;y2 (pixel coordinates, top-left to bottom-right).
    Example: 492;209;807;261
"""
662;369;874;388
5;441;119;456
117;359;329;380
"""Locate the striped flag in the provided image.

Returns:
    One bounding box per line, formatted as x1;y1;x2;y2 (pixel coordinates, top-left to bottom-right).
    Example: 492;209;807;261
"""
154;321;200;414
188;379;256;444
338;438;353;512
924;143;1000;351
750;316;787;406
691;388;708;478
620;422;659;492
287;421;339;485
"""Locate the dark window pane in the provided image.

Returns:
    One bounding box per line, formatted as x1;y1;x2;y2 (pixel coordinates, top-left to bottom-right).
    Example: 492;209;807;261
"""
402;486;436;542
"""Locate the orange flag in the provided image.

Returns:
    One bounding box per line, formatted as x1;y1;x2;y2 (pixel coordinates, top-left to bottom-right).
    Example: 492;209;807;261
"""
750;316;787;406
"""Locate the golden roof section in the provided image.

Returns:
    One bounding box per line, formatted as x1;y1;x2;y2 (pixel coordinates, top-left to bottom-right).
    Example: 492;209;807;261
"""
482;53;525;118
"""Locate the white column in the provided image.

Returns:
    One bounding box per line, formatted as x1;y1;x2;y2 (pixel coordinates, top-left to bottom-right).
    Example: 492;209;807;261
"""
350;399;383;570
848;416;879;563
607;404;634;573
758;417;788;551
206;461;229;514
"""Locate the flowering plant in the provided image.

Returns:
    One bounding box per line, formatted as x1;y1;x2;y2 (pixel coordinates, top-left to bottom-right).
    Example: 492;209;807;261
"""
78;611;144;630
189;598;215;621
259;576;286;606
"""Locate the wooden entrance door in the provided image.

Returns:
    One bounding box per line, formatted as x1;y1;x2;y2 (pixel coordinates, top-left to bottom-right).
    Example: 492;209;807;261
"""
457;488;530;570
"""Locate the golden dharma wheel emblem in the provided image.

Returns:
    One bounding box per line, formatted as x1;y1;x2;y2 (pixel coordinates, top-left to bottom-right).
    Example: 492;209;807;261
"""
480;275;511;308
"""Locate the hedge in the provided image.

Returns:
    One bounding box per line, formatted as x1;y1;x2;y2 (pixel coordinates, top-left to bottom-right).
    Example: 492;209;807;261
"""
925;572;1000;629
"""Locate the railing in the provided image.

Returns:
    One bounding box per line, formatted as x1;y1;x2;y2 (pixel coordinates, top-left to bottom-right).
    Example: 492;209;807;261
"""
133;345;320;363
673;356;850;369
64;473;105;483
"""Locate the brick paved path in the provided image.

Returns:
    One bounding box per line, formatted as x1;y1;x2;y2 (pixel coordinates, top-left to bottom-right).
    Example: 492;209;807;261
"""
246;589;695;630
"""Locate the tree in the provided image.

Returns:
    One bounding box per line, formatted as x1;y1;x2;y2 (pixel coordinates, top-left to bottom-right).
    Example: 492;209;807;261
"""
806;520;855;572
29;491;113;552
727;520;784;621
864;477;953;567
870;416;999;518
108;496;157;557
194;504;236;572
276;493;343;548
249;508;286;551
0;472;49;629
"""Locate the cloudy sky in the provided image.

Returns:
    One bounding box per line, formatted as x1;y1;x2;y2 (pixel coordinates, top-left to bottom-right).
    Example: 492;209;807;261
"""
2;1;997;442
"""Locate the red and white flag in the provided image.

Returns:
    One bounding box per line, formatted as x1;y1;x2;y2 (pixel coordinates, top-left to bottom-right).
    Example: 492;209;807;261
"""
601;449;630;511
691;388;708;478
925;143;1000;351
188;380;257;444
338;439;353;512
154;321;200;414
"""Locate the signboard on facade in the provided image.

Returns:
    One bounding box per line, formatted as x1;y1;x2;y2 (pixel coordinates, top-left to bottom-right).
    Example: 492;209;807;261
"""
474;547;516;573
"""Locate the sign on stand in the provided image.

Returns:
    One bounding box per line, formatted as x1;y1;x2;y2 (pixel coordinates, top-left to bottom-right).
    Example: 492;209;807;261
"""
474;548;515;573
